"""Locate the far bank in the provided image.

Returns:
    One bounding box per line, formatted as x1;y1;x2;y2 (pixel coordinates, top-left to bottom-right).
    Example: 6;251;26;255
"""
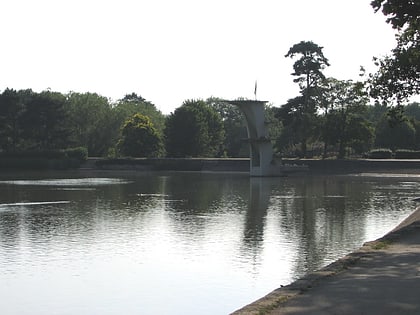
3;157;420;175
83;158;420;175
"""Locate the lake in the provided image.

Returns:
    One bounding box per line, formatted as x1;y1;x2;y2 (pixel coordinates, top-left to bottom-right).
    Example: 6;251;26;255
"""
0;172;419;314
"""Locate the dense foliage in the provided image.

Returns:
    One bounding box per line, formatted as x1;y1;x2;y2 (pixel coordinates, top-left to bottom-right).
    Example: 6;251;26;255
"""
0;89;70;151
118;113;163;157
278;36;420;158
283;41;330;156
1;84;420;160
165;100;224;157
369;0;420;103
320;79;374;158
207;97;248;157
0;89;165;158
66;92;116;156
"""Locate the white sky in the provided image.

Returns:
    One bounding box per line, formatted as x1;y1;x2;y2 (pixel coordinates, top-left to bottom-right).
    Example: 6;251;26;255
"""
1;0;398;114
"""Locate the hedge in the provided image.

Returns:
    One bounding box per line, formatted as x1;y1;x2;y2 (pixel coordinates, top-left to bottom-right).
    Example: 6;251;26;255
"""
368;149;393;159
394;150;420;159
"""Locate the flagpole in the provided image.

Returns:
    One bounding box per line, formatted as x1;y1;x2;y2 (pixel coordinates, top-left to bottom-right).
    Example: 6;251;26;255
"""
254;80;257;100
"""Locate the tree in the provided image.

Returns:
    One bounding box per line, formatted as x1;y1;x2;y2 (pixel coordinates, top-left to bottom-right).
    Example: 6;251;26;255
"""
285;41;330;91
275;94;324;157
369;0;420;103
265;105;283;154
365;103;389;125
117;113;163;157
275;96;306;156
285;41;330;156
0;88;24;151
165;100;224;157
114;93;165;136
375;113;416;150
208;97;248;157
344;116;375;155
66;92;116;156
20;90;70;150
404;102;420;120
321;78;374;158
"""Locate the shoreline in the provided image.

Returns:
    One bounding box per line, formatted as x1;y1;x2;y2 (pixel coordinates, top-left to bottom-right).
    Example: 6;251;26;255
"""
91;158;420;175
231;206;420;314
4;157;420;175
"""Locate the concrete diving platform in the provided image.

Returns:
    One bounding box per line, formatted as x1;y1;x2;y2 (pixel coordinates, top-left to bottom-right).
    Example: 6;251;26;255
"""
226;100;307;176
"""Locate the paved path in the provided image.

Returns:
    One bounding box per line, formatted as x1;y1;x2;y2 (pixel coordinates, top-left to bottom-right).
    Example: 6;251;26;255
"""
233;208;420;315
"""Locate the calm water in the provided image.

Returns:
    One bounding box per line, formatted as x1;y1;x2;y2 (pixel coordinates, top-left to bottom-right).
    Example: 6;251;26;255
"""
0;172;419;314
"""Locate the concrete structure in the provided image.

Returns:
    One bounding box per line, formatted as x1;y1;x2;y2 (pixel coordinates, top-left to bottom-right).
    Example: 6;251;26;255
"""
226;100;286;176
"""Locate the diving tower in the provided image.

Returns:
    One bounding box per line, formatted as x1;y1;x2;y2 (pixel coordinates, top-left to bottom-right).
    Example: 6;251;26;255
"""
226;100;306;176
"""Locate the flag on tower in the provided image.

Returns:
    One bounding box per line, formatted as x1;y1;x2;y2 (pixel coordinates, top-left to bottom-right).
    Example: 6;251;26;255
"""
254;80;257;100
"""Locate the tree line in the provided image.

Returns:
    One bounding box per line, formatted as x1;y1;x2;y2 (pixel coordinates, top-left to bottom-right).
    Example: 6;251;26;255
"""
0;90;165;157
0;0;418;160
1;86;419;160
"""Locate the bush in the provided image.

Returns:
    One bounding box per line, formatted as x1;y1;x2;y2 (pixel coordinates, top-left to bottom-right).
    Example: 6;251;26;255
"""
368;149;393;159
394;150;420;159
117;114;163;158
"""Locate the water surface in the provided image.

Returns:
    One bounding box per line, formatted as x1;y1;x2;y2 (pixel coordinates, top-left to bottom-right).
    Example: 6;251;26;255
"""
0;172;419;314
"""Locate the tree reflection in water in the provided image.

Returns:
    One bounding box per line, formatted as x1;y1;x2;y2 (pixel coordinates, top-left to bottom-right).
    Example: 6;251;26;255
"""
0;173;418;315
